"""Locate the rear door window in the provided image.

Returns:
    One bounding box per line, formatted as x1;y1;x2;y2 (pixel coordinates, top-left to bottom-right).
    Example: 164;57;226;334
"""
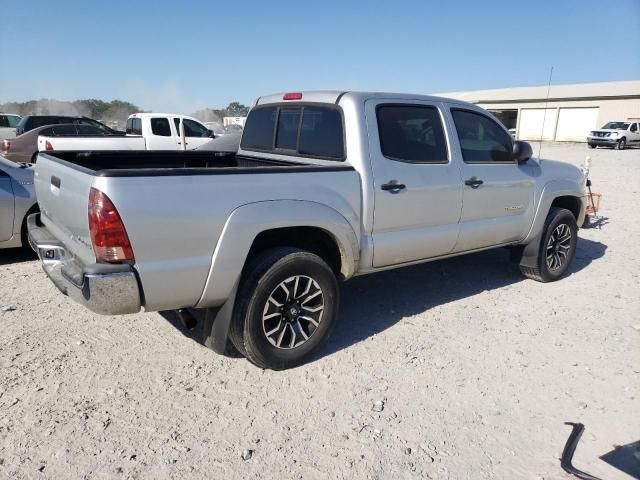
376;105;448;163
242;104;344;160
151;118;172;136
0;116;9;127
451;109;513;163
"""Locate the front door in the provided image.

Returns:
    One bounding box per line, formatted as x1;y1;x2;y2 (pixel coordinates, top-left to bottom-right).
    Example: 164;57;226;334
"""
366;100;463;268
447;107;536;252
0;169;15;241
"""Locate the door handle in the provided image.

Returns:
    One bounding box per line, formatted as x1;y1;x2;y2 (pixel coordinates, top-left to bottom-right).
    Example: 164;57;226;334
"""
381;181;406;193
464;177;483;188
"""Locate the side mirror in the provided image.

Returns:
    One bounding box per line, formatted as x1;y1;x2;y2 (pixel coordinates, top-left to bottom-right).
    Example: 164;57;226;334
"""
513;141;533;164
207;129;215;138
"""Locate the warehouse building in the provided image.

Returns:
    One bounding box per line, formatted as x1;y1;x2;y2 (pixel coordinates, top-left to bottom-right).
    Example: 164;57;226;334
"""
437;80;640;142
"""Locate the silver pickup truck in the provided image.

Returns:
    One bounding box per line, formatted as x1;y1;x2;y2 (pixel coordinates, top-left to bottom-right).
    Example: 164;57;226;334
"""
29;91;587;369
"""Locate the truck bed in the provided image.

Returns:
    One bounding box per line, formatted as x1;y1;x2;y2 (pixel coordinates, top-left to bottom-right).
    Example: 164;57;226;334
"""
33;150;361;311
42;151;351;176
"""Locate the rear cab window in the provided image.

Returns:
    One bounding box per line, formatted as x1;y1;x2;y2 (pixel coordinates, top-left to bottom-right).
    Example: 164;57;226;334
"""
241;104;344;160
126;117;143;135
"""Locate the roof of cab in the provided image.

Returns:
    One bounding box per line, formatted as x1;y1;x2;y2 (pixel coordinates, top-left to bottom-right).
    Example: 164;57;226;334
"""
255;90;478;108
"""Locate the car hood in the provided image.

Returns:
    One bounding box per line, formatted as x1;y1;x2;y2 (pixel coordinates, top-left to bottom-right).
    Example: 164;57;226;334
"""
537;158;586;190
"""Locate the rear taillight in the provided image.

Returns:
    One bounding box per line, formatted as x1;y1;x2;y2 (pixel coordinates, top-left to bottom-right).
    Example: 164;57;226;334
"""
88;188;134;263
45;140;53;151
1;140;9;152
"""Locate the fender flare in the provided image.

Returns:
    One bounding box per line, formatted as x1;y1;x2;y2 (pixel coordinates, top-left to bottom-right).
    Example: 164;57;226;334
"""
519;181;586;268
195;199;360;309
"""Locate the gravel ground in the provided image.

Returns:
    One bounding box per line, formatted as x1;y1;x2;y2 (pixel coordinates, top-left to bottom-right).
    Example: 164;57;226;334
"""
1;143;638;479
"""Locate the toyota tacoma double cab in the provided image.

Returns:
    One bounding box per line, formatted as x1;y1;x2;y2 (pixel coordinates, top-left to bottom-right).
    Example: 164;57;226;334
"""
29;91;587;370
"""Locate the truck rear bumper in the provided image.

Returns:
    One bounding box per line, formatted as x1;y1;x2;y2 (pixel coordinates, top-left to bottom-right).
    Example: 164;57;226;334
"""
27;213;142;315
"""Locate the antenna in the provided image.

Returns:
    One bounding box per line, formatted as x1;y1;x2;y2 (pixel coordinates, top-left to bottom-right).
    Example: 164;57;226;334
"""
537;66;554;160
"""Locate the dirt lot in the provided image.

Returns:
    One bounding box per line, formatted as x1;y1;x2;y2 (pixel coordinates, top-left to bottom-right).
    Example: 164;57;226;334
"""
1;143;638;479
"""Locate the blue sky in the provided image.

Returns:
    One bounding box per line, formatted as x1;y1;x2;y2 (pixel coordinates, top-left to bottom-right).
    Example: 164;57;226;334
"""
1;0;638;112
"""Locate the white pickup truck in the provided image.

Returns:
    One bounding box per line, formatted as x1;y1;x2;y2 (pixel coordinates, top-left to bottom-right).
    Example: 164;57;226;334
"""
38;113;215;152
29;90;587;370
587;120;640;150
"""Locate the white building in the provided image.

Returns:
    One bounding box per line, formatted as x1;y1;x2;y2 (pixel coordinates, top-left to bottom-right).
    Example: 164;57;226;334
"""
437;80;640;142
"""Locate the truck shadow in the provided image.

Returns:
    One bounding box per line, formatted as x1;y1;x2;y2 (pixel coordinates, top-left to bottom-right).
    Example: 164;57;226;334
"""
0;247;37;266
316;237;607;359
158;237;606;363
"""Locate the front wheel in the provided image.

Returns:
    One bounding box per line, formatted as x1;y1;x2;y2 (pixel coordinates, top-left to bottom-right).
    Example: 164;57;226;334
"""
229;247;339;370
587;143;596;149
520;207;578;282
615;138;626;150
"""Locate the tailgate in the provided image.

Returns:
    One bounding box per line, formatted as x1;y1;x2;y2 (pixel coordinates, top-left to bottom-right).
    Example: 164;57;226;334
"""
34;154;96;265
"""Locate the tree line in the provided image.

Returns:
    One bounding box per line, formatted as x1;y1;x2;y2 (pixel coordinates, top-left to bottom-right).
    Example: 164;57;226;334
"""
0;99;250;121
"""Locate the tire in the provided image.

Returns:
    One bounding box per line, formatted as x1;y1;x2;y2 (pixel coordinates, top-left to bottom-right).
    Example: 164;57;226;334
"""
31;152;38;163
520;207;578;283
615;137;626;150
588;143;596;149
229;247;339;370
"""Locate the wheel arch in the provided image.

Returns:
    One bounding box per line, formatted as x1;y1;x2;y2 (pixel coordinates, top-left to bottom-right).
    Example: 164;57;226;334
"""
195;200;359;309
523;182;586;245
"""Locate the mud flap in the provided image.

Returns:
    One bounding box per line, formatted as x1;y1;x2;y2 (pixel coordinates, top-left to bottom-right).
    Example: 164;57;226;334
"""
519;233;542;269
202;279;239;354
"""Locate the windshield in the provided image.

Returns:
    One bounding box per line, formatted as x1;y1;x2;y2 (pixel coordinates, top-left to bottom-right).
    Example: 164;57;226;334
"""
601;122;629;130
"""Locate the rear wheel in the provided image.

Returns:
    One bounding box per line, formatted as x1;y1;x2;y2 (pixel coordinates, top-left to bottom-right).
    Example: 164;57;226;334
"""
229;247;339;370
615;138;626;150
520;207;578;282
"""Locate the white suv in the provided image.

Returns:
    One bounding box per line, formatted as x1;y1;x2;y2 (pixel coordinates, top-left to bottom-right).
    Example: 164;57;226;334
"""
587;121;640;150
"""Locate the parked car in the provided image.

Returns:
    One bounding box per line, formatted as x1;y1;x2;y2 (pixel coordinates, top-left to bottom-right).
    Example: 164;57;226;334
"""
37;113;216;153
1;123;120;164
1;113;22;139
0;155;37;249
587;121;640;150
15;115;120;137
29;90;587;370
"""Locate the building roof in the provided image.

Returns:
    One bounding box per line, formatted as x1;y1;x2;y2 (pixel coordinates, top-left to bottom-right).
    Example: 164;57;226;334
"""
435;80;640;104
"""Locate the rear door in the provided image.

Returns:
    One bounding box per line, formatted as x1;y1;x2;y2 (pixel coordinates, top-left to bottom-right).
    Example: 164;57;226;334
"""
146;117;178;150
366;100;463;267
0;166;15;241
448;107;536;252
